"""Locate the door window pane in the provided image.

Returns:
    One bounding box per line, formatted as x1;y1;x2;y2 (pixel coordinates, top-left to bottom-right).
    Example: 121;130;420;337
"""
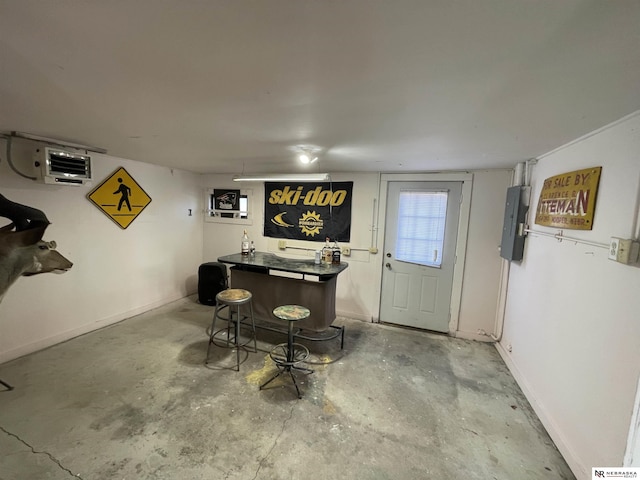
396;191;448;267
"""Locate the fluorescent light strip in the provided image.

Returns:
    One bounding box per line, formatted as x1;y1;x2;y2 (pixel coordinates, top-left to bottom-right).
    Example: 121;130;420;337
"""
233;173;330;182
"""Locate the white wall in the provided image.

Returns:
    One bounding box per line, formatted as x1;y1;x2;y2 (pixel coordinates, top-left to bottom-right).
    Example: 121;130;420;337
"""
498;112;640;479
201;170;511;337
457;169;513;339
0;139;203;363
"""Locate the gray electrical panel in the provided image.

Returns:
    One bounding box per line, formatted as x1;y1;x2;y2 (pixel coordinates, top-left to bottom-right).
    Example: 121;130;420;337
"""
500;186;529;261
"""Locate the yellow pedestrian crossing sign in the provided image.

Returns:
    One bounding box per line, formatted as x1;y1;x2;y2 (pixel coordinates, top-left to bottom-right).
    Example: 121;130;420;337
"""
87;167;152;229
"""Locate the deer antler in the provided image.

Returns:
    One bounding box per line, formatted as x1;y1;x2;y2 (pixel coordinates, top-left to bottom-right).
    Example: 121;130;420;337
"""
0;193;50;231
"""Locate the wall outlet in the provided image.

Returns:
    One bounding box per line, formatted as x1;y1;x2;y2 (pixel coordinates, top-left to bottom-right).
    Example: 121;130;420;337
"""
278;240;287;249
609;237;621;261
342;246;351;256
609;237;639;264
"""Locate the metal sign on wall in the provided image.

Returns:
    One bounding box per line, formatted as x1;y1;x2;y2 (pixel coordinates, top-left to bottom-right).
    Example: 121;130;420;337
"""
534;166;602;230
264;182;353;242
87;167;152;229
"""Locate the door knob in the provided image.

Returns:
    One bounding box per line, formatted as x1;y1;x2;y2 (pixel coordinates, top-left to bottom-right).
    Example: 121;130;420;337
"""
385;263;391;269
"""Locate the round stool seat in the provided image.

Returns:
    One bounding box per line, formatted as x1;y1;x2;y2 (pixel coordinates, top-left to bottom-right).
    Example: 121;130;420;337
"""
206;288;256;371
217;288;252;304
273;305;310;321
260;304;314;398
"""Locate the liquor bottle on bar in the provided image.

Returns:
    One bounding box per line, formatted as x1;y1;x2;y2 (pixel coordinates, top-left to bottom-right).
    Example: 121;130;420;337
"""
322;237;333;264
241;230;250;256
332;240;341;265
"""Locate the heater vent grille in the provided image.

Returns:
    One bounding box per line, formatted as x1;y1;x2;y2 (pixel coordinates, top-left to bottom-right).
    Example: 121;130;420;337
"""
35;147;93;186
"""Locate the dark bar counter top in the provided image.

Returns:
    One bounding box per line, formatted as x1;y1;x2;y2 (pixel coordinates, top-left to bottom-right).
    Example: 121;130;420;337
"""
218;252;348;280
218;251;347;333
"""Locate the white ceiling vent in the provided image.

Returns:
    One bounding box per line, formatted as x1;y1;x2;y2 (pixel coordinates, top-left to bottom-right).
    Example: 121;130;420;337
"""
34;147;93;186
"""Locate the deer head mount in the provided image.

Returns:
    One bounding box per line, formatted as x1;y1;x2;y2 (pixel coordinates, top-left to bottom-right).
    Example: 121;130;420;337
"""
0;194;73;301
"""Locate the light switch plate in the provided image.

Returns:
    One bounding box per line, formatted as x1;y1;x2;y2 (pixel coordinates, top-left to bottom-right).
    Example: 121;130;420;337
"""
618;239;632;263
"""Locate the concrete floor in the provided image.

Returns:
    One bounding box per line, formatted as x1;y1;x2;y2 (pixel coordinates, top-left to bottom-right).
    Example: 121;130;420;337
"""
0;296;575;480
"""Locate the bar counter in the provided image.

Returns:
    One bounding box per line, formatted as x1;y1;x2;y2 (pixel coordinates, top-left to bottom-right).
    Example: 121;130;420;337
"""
217;252;348;332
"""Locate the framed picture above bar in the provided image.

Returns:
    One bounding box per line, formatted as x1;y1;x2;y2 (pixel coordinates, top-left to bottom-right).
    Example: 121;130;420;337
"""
534;166;602;230
213;189;240;212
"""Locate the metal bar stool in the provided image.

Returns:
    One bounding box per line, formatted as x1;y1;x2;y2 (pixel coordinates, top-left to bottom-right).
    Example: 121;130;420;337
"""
260;305;314;398
205;288;257;371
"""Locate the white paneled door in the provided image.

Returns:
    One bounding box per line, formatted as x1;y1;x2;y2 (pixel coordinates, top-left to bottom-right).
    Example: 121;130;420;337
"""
380;181;462;332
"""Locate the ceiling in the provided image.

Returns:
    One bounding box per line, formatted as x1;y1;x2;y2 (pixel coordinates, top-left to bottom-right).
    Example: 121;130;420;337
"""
1;1;639;175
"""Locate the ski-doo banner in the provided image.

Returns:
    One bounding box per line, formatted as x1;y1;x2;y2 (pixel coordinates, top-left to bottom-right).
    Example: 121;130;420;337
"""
264;182;353;242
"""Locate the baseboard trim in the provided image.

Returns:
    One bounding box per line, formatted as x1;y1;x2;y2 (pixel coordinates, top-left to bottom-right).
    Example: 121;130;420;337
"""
494;341;587;480
335;310;370;322
452;330;494;342
0;294;186;364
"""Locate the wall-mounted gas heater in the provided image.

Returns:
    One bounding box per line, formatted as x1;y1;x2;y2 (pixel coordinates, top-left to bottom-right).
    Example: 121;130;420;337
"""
34;147;93;186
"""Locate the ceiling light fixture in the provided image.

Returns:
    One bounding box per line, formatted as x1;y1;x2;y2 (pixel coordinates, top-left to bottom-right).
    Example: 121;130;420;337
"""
297;146;319;165
298;153;318;164
233;173;330;182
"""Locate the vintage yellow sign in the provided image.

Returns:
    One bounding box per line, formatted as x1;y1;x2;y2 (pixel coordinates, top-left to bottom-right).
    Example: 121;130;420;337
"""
534;166;601;230
87;167;152;229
